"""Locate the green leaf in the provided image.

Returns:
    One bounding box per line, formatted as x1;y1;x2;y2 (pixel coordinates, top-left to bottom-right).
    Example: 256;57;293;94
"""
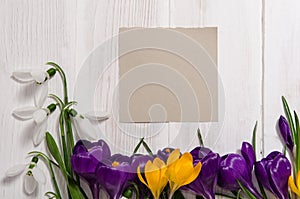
142;140;153;156
294;111;300;171
282;96;296;143
197;128;204;147
133;138;144;154
45;132;67;178
67;178;87;199
129;182;140;199
237;180;257;199
252;121;258;155
172;190;185;199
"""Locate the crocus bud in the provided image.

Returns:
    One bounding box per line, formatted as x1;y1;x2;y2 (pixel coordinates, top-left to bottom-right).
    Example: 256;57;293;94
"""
278;116;294;152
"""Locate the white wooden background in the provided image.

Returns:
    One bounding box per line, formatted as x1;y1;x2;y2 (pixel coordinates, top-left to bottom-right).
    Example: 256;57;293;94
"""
0;0;299;198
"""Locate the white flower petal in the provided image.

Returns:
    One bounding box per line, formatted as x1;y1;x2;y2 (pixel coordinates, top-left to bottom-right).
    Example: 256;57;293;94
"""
33;109;48;124
84;111;110;121
34;83;48;108
33;122;47;145
33;166;46;184
13;106;37;120
5;164;27;177
31;70;47;84
12;70;33;83
72;115;97;140
24;174;37;194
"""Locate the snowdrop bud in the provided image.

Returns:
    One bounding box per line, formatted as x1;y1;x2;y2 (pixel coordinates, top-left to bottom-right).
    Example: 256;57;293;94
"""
28;156;38;169
68;109;78;117
46;103;56;114
46;68;56;79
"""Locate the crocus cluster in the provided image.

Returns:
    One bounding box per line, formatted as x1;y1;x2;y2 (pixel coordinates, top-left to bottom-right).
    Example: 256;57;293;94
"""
8;64;296;199
71;141;226;199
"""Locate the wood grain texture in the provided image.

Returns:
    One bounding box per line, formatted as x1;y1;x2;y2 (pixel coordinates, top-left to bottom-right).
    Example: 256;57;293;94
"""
264;0;300;155
1;0;295;198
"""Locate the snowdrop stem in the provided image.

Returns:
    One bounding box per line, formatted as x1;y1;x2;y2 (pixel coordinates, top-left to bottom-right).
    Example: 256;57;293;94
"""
48;94;64;110
65;111;74;158
46;62;68;104
28;151;62;199
59;110;71;174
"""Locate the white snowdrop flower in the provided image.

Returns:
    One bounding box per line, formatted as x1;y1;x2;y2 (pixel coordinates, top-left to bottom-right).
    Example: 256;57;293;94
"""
5;157;46;195
69;109;110;140
12;68;56;84
12;84;56;145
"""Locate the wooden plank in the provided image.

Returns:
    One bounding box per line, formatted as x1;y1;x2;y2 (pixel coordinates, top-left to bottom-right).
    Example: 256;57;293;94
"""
264;0;300;155
0;0;77;198
169;0;263;156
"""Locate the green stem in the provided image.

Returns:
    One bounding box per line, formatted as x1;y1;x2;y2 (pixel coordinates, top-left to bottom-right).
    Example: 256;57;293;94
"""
46;62;68;104
59;110;71;174
65;109;74;175
28;151;62;199
48;94;64;110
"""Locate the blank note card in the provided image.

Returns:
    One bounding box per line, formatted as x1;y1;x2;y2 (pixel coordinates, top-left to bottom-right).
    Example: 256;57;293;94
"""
118;28;218;123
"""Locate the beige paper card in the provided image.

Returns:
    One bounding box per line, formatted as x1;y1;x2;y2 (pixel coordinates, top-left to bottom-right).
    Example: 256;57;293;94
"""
119;28;218;122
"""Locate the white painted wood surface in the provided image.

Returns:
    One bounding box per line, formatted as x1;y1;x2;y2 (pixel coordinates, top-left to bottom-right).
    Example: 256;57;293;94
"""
0;0;297;198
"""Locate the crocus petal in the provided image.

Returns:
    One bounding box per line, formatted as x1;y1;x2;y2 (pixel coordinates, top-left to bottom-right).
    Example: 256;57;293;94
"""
12;70;33;83
34;83;48;108
33;109;48;124
137;166;148;186
289;176;300;196
241;142;255;172
32;167;46;184
13;106;37;120
33;121;47;145
268;154;291;199
5;164;27;177
84;111;110;121
72;115;97;140
255;160;272;191
167;152;202;191
167;149;180;165
279;116;294;152
24;175;37;194
31;70;47;84
184;152;220;199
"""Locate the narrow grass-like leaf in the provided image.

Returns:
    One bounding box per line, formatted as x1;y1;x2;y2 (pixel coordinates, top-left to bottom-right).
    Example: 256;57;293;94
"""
282;96;296;143
133;138;144;154
197;128;204;147
142;140;153;156
45;132;67;178
68;178;87;199
294;111;300;171
237;180;257;199
252;121;258;154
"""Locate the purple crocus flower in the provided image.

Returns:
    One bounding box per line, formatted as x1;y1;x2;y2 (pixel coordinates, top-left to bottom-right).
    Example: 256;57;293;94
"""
184;147;220;199
279;115;294;152
96;154;136;199
157;147;175;162
218;142;262;199
71;139;111;199
255;151;291;199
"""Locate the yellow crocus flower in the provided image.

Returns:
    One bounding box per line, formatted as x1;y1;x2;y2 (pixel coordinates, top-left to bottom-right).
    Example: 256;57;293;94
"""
289;172;300;196
137;157;168;199
166;149;202;198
